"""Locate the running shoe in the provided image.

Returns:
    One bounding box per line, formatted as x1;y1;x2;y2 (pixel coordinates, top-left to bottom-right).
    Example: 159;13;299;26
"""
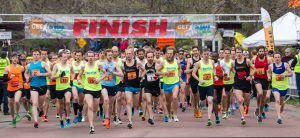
89;126;95;134
41;115;48;122
277;119;282;124
148;118;154;125
127;122;133;129
34;121;39;128
257;116;262;123
12;119;16;128
215;117;220;125
66;119;71;127
139;109;143;117
103;119;110;129
26;112;32;121
254;108;259;116
113;116;118;126
179;103;183;109
78;113;82;122
60;120;65;128
206;119;212;126
56;114;60;118
222;112;227;119
117;117;123;124
264;104;269;112
182;106;186;112
173;116;179;122
168;114;173;122
73;116;80;124
163;116;169;122
262;112;267;119
141;116;146;121
15;113;21;122
241;118;246;125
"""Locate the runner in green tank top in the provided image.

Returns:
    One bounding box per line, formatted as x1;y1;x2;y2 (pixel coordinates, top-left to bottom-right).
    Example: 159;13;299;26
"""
192;48;215;126
51;51;73;128
71;50;86;124
267;53;292;124
157;47;182;123
77;51;105;134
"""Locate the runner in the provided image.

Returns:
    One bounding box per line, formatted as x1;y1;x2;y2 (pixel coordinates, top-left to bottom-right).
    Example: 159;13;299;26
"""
267;53;292;124
77;51;105;134
186;46;202;118
192;48;215;126
221;48;234;119
101;49;123;129
252;46;272;123
141;52;160;125
122;48;144;128
158;47;181;122
212;52;226;125
72;50;85;124
112;46;125;125
136;48;147;119
24;49;51;128
51;51;73;128
178;49;187;112
48;54;59;118
40;49;50;122
3;54;24;128
231;47;254;125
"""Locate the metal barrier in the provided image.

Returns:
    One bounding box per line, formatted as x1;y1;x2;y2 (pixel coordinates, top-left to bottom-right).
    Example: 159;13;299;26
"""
285;72;299;103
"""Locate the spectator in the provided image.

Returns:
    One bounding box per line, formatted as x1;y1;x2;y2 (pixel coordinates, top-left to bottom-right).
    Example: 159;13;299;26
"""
120;38;128;52
0;51;10;115
282;48;294;63
291;48;300;106
112;38;120;48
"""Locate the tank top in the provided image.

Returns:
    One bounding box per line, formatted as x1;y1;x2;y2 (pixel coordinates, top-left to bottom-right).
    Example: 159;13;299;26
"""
223;59;234;84
144;63;160;87
272;63;288;90
124;60;140;88
29;61;47;87
190;56;200;82
198;60;214;87
0;58;9;77
55;64;71;91
72;61;84;88
254;57;268;79
214;62;224;86
101;61;117;87
179;58;187;82
234;58;250;82
45;60;51;85
162;59;180;85
7;65;23;91
83;63;101;91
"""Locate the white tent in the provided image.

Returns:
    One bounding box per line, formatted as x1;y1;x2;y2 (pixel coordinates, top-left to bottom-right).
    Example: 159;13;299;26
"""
243;12;300;47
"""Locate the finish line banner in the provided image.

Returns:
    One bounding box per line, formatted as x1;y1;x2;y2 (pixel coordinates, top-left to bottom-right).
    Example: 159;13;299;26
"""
24;14;216;39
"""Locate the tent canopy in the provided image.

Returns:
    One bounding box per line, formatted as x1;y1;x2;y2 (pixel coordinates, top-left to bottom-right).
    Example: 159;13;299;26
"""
243;12;300;47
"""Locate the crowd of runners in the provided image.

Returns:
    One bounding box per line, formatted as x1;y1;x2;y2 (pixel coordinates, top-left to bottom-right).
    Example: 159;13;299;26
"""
0;44;297;134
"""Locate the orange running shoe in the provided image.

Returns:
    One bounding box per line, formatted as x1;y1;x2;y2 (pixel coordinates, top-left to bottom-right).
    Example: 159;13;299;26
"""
103;119;110;129
198;109;203;118
41;115;48;122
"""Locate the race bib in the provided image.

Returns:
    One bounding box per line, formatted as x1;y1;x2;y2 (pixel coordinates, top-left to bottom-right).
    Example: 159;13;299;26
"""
60;77;69;84
32;70;40;77
167;71;176;77
237;71;247;79
256;68;265;75
104;74;113;81
87;77;95;84
275;75;284;81
203;73;211;80
11;81;19;87
147;73;157;82
127;72;136;80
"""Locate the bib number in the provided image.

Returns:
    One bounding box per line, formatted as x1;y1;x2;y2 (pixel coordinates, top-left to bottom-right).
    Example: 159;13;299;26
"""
87;77;95;84
104;74;113;81
147;74;158;82
127;72;137;80
32;70;40;77
237;71;247;79
203;73;211;80
275;75;284;81
11;81;19;87
256;68;265;75
60;77;69;84
167;71;176;77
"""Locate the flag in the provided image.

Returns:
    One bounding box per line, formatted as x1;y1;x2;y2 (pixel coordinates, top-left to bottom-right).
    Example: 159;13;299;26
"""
234;32;248;50
288;0;300;7
261;7;275;51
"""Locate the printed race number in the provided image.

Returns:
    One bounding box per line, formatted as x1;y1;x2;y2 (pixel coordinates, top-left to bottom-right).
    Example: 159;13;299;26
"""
127;72;136;80
237;71;247;79
11;81;19;87
87;77;95;84
104;74;113;81
203;73;211;80
275;75;284;81
32;70;40;77
60;77;69;84
255;68;265;75
167;71;176;77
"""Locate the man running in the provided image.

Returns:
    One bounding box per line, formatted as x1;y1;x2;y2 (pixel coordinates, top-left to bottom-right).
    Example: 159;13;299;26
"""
141;52;161;125
101;49;123;129
252;46;272;122
268;53;292;124
122;48;144;128
192;48;215;126
4;54;24;128
40;49;50;122
78;51;105;134
231;47;254;125
178;49;187;112
25;49;51;128
51;51;73;128
158;47;181;122
20;55;32;121
186;46;202;118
